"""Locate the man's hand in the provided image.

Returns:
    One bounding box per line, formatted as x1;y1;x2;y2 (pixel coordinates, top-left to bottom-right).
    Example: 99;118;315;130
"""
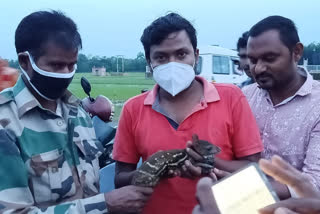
273;207;299;214
192;177;221;214
181;135;207;179
259;198;320;214
105;185;153;213
211;168;230;180
259;155;320;198
182;134;231;179
259;155;320;214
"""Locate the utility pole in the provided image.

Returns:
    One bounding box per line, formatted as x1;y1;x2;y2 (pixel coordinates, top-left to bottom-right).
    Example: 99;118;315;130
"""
116;55;124;73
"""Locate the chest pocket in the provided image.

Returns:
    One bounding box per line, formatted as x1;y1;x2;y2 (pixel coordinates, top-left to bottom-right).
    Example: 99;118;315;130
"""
29;149;76;204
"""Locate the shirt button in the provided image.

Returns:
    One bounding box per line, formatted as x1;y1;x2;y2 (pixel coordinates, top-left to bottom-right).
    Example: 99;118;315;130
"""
57;120;64;126
51;166;58;173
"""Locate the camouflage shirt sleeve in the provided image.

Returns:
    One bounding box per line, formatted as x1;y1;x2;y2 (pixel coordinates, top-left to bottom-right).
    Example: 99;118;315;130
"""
0;128;108;214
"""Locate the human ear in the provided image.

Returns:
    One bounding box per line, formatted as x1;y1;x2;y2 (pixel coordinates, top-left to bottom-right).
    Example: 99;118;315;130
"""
18;52;33;72
195;48;200;64
292;43;304;63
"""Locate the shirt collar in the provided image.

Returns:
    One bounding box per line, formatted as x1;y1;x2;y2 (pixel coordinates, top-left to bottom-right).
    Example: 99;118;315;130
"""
295;67;313;96
258;67;313;108
144;76;220;105
13;76;80;118
260;67;313;98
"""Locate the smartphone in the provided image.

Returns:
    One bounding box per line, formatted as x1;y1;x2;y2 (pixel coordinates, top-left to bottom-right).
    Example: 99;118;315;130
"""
211;163;279;214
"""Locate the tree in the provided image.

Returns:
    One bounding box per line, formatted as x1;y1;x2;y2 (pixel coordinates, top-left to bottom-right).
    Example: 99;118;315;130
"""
8;59;20;69
135;52;147;72
302;42;320;65
77;54;90;73
3;52;149;73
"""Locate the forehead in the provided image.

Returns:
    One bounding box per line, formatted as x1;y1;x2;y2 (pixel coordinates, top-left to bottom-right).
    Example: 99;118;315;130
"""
39;40;78;62
149;30;194;55
247;30;287;57
238;48;247;55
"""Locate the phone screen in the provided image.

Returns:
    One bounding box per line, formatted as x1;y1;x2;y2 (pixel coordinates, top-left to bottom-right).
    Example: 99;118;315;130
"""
211;163;278;214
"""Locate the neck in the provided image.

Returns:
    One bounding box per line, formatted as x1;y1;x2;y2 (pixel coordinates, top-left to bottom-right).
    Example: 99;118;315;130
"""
22;75;58;112
159;79;202;102
269;68;306;105
37;96;58;113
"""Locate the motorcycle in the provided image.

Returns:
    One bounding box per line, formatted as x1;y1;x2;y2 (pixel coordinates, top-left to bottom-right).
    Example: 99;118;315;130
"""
80;77;116;168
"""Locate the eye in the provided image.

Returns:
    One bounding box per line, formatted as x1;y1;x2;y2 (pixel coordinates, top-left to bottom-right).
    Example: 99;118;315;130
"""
265;55;276;63
155;55;166;62
249;57;257;65
51;63;64;70
239;54;247;59
68;63;77;71
177;52;187;58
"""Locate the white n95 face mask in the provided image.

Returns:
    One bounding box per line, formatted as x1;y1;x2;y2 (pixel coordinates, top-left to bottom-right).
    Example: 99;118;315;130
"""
152;62;195;96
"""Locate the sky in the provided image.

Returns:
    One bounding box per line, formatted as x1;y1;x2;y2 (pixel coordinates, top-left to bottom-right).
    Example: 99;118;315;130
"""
0;0;319;60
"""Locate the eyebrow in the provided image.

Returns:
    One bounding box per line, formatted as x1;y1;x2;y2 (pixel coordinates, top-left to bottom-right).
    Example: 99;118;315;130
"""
153;47;191;55
48;60;78;64
248;51;279;58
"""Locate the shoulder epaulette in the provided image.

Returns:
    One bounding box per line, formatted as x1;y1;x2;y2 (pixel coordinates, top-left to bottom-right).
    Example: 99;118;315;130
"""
0;89;14;105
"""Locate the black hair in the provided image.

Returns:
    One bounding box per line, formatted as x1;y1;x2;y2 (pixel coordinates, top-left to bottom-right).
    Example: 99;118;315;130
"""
249;16;299;51
15;10;82;61
237;31;249;51
140;12;197;61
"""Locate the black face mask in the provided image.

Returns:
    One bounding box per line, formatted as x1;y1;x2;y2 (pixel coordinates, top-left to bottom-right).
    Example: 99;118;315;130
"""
19;51;76;101
29;71;74;100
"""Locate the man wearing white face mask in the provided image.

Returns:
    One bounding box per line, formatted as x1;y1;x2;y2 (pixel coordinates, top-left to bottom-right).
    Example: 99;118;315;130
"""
151;61;196;97
113;13;263;214
0;10;153;213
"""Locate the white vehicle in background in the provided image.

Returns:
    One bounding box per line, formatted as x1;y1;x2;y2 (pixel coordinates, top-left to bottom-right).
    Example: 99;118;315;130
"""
196;45;248;85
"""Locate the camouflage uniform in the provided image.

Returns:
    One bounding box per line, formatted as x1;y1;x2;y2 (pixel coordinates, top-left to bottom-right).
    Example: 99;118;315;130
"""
0;77;108;213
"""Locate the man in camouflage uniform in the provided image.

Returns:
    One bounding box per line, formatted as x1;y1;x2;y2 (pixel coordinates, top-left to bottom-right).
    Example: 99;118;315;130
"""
0;10;152;213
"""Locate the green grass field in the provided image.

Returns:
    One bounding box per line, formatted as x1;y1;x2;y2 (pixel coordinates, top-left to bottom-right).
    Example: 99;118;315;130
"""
68;72;155;121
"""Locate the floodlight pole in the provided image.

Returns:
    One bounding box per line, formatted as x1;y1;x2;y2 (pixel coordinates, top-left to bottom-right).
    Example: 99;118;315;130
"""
116;55;124;73
116;57;118;73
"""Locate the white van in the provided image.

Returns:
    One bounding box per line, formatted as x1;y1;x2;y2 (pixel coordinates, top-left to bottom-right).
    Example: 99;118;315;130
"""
196;45;248;85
